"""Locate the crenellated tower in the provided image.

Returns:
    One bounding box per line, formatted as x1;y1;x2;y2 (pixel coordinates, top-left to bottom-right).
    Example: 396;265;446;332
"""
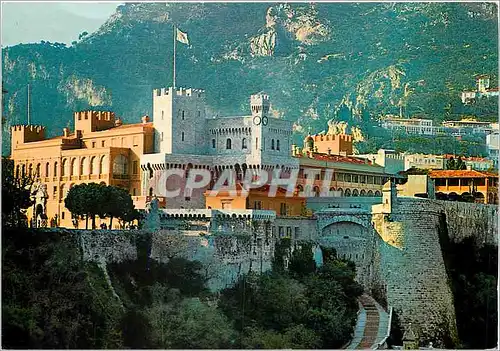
153;87;208;154
11;125;46;150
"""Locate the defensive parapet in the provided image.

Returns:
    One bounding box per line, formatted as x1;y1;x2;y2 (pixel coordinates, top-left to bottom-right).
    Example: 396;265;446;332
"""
372;194;459;347
153;87;206;98
11;125;46;149
74;111;116;133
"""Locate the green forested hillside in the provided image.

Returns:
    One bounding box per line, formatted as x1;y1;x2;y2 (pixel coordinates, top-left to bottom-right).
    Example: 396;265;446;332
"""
2;2;498;155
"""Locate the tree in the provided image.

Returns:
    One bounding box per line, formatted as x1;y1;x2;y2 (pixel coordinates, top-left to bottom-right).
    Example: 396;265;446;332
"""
2;157;33;228
65;183;107;229
147;297;236;349
447;156;467;170
103;185;139;229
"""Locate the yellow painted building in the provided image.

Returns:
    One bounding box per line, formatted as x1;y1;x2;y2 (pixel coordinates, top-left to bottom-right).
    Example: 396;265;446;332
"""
11;111;155;228
205;184;306;217
430;169;498;204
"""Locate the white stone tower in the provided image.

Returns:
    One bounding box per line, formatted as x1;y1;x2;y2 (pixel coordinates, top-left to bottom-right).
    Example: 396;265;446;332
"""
249;92;271;160
152;87;208;154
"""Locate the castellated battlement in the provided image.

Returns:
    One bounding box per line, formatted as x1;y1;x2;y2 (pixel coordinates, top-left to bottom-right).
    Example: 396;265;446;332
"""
153;87;206;98
250;92;270;103
312;133;352;143
11;124;46;144
74;111;115;122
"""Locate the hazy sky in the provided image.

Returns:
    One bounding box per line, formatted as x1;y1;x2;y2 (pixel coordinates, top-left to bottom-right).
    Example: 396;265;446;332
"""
1;2;122;47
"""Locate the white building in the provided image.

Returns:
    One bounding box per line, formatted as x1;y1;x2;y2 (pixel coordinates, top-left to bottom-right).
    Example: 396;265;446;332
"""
486;131;499;169
461;75;499;105
141;87;299;208
404;154;445;171
357;149;405;175
381;116;435;135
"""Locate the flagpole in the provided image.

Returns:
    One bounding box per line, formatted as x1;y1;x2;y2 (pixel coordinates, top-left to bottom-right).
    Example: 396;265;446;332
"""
173;25;176;89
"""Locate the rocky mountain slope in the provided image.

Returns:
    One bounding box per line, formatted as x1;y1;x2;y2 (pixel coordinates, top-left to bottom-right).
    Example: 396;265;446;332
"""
2;2;498;154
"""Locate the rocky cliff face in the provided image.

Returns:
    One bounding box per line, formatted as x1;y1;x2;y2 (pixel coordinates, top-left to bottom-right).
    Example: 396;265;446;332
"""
2;2;498;155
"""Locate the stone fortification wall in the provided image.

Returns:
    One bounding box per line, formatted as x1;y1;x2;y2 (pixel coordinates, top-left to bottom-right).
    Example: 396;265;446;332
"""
372;198;459;347
79;230;138;263
438;200;498;246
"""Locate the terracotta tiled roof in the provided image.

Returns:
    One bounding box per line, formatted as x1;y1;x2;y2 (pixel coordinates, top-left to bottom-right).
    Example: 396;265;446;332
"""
430;170;498;178
295;153;372;165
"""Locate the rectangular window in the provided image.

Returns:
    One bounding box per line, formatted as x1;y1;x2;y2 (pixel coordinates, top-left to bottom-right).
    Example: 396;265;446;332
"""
133;161;138;175
254;201;262;210
62;212;65;219
101;140;105;147
212;139;216;148
280;203;287;216
294;227;300;239
92;141;96;148
278;226;284;238
53;186;57;199
286;227;292;238
272;226;276;237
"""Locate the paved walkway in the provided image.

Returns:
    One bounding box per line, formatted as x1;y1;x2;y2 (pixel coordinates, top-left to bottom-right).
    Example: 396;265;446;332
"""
346;294;389;350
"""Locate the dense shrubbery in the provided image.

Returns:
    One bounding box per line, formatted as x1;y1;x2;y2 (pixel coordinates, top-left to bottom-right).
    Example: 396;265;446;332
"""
2;223;363;349
219;241;363;349
440;237;498;348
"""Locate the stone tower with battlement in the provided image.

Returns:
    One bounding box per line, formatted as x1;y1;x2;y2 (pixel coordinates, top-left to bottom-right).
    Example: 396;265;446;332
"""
11;125;46;149
153;87;208;154
74;111;116;134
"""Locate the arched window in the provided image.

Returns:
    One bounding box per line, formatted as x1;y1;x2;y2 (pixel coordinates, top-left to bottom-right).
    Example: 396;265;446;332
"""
36;163;41;177
182;132;185;141
242;138;247;149
149;187;154;197
80;157;88;175
100;156;108;174
276;140;280;151
182;110;185;120
113;155;128;176
70;158;78;176
60;184;66;199
271;139;275;150
28;164;33;176
352;189;359;197
21;164;26;177
345;189;351;197
15;165;20;178
226;138;232;150
45;162;50;177
54;162;58;177
90;156;99;175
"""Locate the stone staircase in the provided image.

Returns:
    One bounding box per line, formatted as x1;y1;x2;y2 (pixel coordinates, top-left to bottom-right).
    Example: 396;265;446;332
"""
346;294;390;350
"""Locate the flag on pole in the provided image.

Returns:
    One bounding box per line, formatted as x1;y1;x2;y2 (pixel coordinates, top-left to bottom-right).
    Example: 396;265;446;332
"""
176;28;189;45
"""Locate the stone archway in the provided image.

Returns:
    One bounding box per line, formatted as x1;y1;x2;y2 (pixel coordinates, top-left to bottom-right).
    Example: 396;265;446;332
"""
315;209;375;289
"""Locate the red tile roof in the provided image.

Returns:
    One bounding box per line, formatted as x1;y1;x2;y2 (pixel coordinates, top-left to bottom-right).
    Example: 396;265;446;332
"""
430;170;498;178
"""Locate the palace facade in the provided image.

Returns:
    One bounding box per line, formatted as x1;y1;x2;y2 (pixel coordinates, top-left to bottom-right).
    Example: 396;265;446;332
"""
11;86;396;228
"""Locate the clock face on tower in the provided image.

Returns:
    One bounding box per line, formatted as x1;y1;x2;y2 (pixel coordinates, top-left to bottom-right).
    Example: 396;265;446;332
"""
253;116;261;125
